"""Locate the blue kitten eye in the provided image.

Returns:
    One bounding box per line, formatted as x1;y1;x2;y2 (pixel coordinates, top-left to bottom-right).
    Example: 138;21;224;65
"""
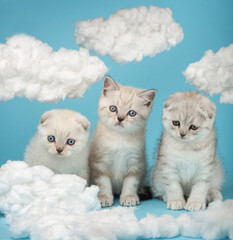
48;136;55;142
67;139;75;145
128;110;137;117
109;105;117;112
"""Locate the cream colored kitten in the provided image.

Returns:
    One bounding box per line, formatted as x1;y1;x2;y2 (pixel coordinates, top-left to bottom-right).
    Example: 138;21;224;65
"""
25;109;90;182
151;91;223;211
89;76;156;207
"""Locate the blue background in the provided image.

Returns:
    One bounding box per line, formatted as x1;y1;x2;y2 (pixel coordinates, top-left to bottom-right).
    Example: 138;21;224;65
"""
0;0;232;239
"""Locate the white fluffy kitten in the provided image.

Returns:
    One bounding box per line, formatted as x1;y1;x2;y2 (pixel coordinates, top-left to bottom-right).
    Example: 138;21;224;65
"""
89;76;156;207
151;91;223;211
25;109;90;182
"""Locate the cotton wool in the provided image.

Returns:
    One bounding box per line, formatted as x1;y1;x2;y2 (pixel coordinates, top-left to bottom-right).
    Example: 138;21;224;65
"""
0;34;108;103
75;5;184;64
183;43;233;104
0;161;233;240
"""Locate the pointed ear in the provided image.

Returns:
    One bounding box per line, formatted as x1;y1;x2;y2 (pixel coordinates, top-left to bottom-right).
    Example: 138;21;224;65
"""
138;89;156;107
103;76;119;96
40;110;53;125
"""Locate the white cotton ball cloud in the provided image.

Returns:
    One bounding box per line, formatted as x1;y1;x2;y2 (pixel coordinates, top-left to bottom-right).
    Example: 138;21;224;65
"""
183;44;233;104
75;5;184;64
0;160;233;240
0;34;108;103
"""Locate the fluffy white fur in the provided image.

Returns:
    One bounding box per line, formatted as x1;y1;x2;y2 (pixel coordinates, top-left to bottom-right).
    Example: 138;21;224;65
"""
0;161;232;240
24;109;90;181
89;76;156;207
151;91;223;211
183;44;233;104
75;5;183;64
0;34;108;103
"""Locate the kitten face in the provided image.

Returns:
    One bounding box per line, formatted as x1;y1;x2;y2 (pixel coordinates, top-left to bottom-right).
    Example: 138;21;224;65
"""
37;109;90;157
163;91;216;142
98;76;156;132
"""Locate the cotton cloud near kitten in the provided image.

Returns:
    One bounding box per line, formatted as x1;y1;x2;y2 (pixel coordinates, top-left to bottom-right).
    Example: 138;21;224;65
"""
0;161;232;240
0;34;108;103
183;44;233;104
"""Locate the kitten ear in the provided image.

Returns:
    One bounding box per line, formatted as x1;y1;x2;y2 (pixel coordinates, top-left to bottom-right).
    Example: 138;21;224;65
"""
78;117;90;131
40;110;53;125
164;93;179;110
199;99;216;120
103;76;119;96
138;89;156;107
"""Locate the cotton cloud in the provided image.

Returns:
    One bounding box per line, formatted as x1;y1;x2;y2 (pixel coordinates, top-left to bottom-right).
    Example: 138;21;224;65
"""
0;161;232;240
183;44;233;104
0;34;108;103
75;5;184;64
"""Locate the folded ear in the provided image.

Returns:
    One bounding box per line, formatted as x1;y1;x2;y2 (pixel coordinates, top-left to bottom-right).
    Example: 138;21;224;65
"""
103;76;119;96
199;99;216;120
138;89;156;107
40;110;54;125
78;117;90;132
164;92;181;111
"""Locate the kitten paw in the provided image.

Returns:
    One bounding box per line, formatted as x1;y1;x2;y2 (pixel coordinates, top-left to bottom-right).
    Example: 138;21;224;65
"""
185;200;206;211
120;194;139;207
98;194;114;207
207;189;222;203
167;199;186;210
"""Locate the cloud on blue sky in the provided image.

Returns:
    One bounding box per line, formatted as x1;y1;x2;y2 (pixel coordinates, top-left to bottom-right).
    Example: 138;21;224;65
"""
184;44;233;104
75;5;184;64
0;34;108;103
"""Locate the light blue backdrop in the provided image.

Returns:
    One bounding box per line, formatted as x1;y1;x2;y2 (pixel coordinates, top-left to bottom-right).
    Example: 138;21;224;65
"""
0;1;232;239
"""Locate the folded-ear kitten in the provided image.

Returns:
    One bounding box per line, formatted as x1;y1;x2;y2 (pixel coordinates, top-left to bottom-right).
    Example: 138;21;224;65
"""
151;91;223;211
24;109;90;182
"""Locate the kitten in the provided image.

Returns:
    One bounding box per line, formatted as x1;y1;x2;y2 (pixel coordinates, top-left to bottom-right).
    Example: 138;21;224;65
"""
151;91;223;211
24;109;90;182
89;76;156;207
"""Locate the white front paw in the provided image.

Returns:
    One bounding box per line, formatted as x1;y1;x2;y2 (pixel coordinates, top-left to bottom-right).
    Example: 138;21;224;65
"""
98;194;114;207
167;199;186;210
120;194;139;206
207;189;222;203
185;200;206;211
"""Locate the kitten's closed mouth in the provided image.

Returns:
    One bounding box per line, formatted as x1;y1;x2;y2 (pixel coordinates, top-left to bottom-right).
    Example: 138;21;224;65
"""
115;123;124;128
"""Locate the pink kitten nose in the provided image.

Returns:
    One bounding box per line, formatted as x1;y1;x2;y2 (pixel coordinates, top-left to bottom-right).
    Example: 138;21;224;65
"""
117;117;124;122
180;132;186;138
56;147;63;153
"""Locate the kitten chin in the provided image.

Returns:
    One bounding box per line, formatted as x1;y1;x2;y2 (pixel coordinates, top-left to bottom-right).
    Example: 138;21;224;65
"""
90;76;156;207
24;109;90;182
151;91;223;211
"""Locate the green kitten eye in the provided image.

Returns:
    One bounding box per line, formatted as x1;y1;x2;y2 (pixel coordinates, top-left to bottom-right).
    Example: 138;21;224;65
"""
109;105;117;112
172;121;180;127
189;125;198;130
48;135;55;142
128;110;137;117
67;139;75;145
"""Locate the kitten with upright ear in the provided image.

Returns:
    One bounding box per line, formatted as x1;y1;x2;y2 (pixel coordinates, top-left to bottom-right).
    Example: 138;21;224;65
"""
24;109;90;183
151;91;223;211
89;76;156;207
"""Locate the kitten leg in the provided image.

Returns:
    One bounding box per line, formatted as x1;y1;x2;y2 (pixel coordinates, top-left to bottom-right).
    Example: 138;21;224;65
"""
120;175;140;207
165;182;186;210
185;181;209;211
95;175;114;207
207;188;222;203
